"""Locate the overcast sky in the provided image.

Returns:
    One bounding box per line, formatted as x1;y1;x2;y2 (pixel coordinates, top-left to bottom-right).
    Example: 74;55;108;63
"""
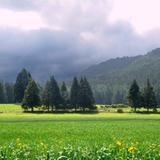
0;0;160;81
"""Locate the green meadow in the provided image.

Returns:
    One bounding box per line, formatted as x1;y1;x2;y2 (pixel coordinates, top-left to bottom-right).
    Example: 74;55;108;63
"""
0;104;160;159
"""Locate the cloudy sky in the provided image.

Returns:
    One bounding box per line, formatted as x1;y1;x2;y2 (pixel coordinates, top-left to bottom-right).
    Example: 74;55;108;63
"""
1;0;160;81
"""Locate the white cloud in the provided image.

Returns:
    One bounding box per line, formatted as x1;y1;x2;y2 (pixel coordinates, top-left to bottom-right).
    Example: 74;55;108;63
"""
0;8;46;30
109;0;160;34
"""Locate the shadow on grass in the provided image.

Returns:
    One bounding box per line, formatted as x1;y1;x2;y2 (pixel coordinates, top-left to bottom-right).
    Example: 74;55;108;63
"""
23;110;99;114
132;111;160;114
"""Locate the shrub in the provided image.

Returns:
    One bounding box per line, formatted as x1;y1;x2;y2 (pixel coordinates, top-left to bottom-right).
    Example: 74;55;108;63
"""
117;108;124;113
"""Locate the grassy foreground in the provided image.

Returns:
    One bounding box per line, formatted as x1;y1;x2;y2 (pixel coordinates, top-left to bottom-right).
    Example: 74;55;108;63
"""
0;104;160;159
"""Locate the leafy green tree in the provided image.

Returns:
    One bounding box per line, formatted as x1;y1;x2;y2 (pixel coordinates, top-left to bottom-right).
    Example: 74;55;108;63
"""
22;79;41;112
4;83;14;103
49;76;62;111
0;82;5;103
14;68;31;103
70;77;79;111
61;82;69;109
143;79;157;111
128;80;141;111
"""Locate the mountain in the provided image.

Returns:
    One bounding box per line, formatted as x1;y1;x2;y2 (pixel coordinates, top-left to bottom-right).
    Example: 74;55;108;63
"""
81;48;160;104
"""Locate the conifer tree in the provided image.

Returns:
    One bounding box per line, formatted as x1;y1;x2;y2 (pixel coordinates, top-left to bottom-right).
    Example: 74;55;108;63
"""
4;83;14;103
14;68;31;103
60;82;69;109
78;77;95;111
143;79;157;111
42;80;50;111
0;82;5;103
70;77;79;111
114;90;124;104
128;80;141;111
49;76;62;111
83;77;95;109
22;79;41;112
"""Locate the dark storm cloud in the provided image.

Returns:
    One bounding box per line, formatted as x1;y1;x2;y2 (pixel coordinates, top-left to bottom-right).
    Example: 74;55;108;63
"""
1;23;160;82
0;0;160;82
0;27;105;82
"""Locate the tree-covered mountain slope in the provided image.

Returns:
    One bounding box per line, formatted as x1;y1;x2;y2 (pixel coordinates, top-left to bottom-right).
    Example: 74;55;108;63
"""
81;48;160;104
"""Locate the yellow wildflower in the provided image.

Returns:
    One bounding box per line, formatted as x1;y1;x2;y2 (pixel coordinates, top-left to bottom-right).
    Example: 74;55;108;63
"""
116;140;122;147
128;146;137;153
40;142;47;149
16;138;20;143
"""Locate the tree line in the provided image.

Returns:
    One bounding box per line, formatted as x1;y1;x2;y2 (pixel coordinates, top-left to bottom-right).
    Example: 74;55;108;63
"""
0;68;159;113
128;79;157;112
14;69;95;112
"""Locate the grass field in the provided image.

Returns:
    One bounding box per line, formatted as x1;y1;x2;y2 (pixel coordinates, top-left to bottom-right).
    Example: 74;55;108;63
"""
0;104;160;159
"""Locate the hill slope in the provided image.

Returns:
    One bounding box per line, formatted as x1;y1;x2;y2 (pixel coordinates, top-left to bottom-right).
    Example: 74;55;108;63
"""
82;48;160;104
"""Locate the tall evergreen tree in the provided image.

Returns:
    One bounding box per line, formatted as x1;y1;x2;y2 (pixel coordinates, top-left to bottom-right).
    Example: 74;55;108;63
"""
4;83;14;103
155;85;160;106
22;79;41;112
78;77;95;111
42;80;50;111
14;68;31;103
143;79;157;111
70;77;79;111
114;90;124;104
49;76;62;111
83;77;95;109
0;82;5;103
104;87;113;104
128;80;141;111
61;82;69;109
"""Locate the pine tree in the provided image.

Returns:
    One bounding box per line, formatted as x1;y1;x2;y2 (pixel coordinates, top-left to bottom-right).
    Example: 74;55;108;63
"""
49;76;62;111
70;77;79;111
143;79;157;111
0;82;5;103
105;87;113;104
22;79;41;112
14;68;32;103
78;77;95;111
155;85;160;106
42;80;50;111
114;90;124;104
128;80;141;111
4;83;14;103
83;77;95;109
60;82;69;109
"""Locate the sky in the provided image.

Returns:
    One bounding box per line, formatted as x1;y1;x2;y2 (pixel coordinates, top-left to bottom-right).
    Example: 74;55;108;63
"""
0;0;160;81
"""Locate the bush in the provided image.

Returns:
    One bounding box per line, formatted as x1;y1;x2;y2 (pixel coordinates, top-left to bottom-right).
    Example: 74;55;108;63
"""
153;108;158;113
117;108;124;113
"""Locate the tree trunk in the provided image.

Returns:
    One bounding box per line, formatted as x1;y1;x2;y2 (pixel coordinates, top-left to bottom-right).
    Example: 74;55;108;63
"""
75;105;77;112
31;107;34;112
51;106;53;112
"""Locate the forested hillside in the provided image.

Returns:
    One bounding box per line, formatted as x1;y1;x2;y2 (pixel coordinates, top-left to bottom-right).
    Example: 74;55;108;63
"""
82;48;160;104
